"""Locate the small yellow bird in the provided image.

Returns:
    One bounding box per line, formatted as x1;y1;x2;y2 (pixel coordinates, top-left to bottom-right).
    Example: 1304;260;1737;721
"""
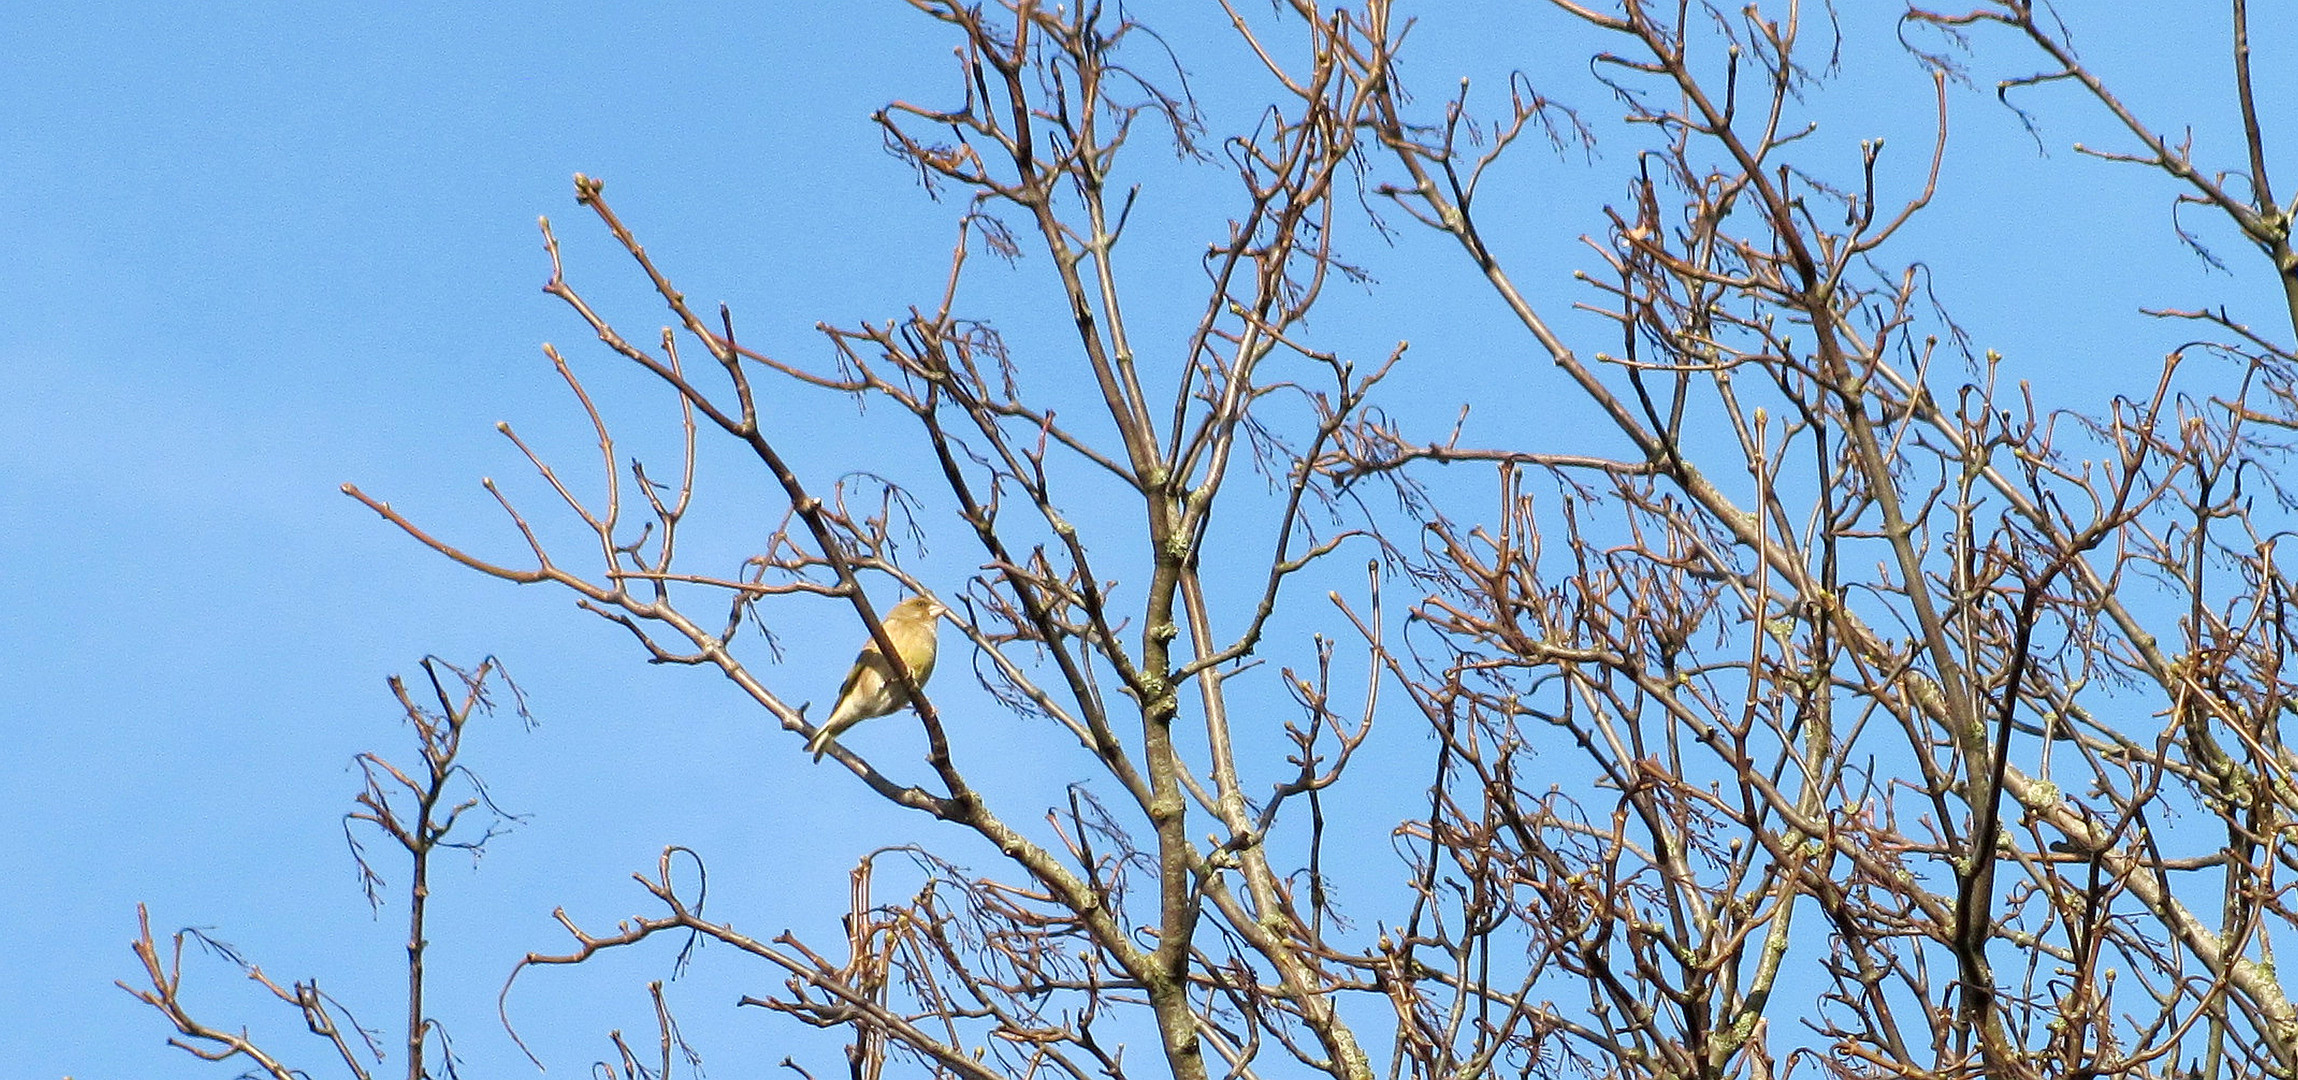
807;595;949;761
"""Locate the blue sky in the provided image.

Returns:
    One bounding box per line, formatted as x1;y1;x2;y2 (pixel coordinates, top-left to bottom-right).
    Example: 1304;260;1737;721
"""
5;2;2290;1078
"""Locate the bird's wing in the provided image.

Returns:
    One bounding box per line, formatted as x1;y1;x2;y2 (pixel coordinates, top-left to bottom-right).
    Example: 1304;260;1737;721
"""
842;638;890;689
829;642;894;721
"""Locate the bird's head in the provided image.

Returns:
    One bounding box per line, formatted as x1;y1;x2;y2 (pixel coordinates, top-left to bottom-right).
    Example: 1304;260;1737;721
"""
892;594;949;623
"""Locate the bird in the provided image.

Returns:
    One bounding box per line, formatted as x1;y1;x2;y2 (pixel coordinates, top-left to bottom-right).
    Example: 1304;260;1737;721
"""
807;595;948;762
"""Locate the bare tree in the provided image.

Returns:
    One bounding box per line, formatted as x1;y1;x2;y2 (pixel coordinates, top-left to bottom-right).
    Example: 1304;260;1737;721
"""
137;2;2298;1079
1349;1;2298;1075
124;659;527;1080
